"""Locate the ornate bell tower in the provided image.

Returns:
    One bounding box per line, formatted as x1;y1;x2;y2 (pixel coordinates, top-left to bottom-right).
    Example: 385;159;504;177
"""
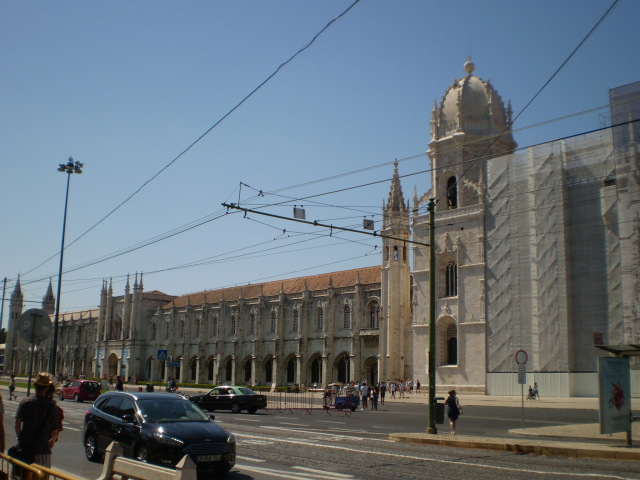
380;161;411;381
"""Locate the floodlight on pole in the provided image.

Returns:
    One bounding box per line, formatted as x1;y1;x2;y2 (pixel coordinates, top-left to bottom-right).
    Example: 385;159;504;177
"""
50;156;83;375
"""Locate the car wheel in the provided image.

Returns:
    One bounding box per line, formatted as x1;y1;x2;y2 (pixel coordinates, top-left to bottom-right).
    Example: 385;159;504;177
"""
351;406;357;412
247;407;257;414
84;431;102;462
135;443;151;463
231;402;241;414
75;394;82;403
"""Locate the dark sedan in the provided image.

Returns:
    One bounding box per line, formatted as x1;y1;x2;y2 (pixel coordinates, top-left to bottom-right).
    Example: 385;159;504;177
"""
189;386;267;414
83;391;235;476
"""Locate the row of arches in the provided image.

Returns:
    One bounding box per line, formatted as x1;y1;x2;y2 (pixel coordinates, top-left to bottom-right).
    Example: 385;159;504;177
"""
139;352;381;386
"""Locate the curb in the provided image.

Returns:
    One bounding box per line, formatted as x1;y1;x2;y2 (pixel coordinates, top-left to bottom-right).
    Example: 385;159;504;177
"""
389;433;640;462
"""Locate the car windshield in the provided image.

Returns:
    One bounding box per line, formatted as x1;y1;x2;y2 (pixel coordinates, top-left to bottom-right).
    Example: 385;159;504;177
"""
237;387;258;395
138;399;210;423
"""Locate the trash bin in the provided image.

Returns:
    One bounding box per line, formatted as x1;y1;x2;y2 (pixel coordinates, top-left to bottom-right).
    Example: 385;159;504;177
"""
434;397;445;424
146;383;154;392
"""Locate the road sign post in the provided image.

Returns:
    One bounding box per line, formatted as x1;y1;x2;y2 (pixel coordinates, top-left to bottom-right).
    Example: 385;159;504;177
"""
515;350;528;429
17;309;52;397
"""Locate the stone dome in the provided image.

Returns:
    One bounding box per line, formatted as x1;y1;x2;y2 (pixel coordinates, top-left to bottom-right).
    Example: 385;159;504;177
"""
431;58;513;141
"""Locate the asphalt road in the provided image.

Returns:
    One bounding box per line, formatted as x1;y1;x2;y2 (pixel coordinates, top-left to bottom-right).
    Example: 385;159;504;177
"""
2;395;638;480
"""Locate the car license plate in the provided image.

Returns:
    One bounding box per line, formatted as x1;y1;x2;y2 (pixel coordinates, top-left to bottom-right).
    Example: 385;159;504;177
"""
197;454;221;462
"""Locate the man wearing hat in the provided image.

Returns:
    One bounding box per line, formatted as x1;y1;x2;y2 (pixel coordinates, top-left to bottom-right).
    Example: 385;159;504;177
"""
14;372;61;467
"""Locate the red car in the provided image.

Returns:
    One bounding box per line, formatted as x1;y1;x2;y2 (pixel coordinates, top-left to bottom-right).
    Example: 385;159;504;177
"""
60;379;101;402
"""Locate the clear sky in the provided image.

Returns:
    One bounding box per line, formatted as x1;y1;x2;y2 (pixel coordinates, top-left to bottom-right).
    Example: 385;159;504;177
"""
1;0;638;319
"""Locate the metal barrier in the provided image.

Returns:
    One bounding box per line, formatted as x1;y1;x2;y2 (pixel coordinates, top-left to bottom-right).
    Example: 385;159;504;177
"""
96;442;197;480
1;452;45;480
264;390;318;414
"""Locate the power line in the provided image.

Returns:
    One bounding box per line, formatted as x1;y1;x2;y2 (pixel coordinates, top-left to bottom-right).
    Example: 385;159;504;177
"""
438;0;621;208
20;0;362;279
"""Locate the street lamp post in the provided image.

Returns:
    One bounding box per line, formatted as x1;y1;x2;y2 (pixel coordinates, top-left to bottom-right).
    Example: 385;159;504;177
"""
50;156;83;375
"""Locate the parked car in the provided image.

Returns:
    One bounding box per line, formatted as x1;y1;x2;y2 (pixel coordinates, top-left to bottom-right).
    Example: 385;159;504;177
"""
60;379;101;402
189;386;267;414
83;391;236;476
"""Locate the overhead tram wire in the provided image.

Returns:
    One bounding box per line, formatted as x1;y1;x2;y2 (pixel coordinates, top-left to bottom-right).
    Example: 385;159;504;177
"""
17;113;635;293
438;0;622;209
20;0;362;280
17;99;636;294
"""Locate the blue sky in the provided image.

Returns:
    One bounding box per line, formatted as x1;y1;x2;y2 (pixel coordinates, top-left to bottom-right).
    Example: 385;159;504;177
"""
1;0;638;317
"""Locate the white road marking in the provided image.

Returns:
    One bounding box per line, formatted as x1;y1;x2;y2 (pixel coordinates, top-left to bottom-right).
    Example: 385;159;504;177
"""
231;432;633;479
236;463;354;479
238;456;266;463
292;466;354;478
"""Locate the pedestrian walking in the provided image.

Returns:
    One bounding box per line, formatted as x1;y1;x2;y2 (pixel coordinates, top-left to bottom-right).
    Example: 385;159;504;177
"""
371;385;379;410
533;382;540;399
9;375;17;401
14;372;61;467
379;382;386;405
390;382;396;399
416;379;421;394
445;389;463;434
360;382;369;410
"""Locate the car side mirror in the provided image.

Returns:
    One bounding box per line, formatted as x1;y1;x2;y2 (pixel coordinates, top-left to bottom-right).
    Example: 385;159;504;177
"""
209;414;216;421
122;414;136;423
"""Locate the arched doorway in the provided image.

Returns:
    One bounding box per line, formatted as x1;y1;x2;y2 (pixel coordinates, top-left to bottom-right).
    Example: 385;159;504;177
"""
310;357;322;385
243;358;252;383
264;358;273;384
364;357;378;385
286;357;295;384
107;353;119;377
336;354;350;384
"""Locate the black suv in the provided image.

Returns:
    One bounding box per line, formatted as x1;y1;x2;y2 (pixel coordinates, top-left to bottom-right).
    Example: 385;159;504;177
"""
83;391;235;476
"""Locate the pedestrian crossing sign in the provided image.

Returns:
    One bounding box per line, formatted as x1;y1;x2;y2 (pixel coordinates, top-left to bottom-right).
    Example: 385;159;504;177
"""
157;349;168;360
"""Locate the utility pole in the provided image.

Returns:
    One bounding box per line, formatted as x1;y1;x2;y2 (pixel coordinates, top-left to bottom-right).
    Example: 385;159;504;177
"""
427;198;437;434
0;277;6;331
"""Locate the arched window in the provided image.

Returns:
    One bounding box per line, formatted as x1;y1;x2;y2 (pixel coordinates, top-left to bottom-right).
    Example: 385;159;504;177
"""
250;314;256;335
195;319;201;337
292;310;299;332
369;303;379;328
270;311;276;333
317;308;324;330
151;323;157;340
231;315;236;335
343;305;351;329
191;359;197;380
446;261;458;297
212;317;218;337
179;319;185;338
446;324;458;365
447;176;458;209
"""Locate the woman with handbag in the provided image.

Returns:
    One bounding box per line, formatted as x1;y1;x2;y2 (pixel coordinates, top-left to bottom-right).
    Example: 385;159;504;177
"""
13;373;61;468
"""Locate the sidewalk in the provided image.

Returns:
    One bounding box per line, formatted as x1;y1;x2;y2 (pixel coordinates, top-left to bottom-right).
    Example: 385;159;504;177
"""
384;392;640;462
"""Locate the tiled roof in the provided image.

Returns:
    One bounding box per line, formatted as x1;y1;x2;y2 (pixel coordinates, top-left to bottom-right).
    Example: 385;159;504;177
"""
164;265;381;310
